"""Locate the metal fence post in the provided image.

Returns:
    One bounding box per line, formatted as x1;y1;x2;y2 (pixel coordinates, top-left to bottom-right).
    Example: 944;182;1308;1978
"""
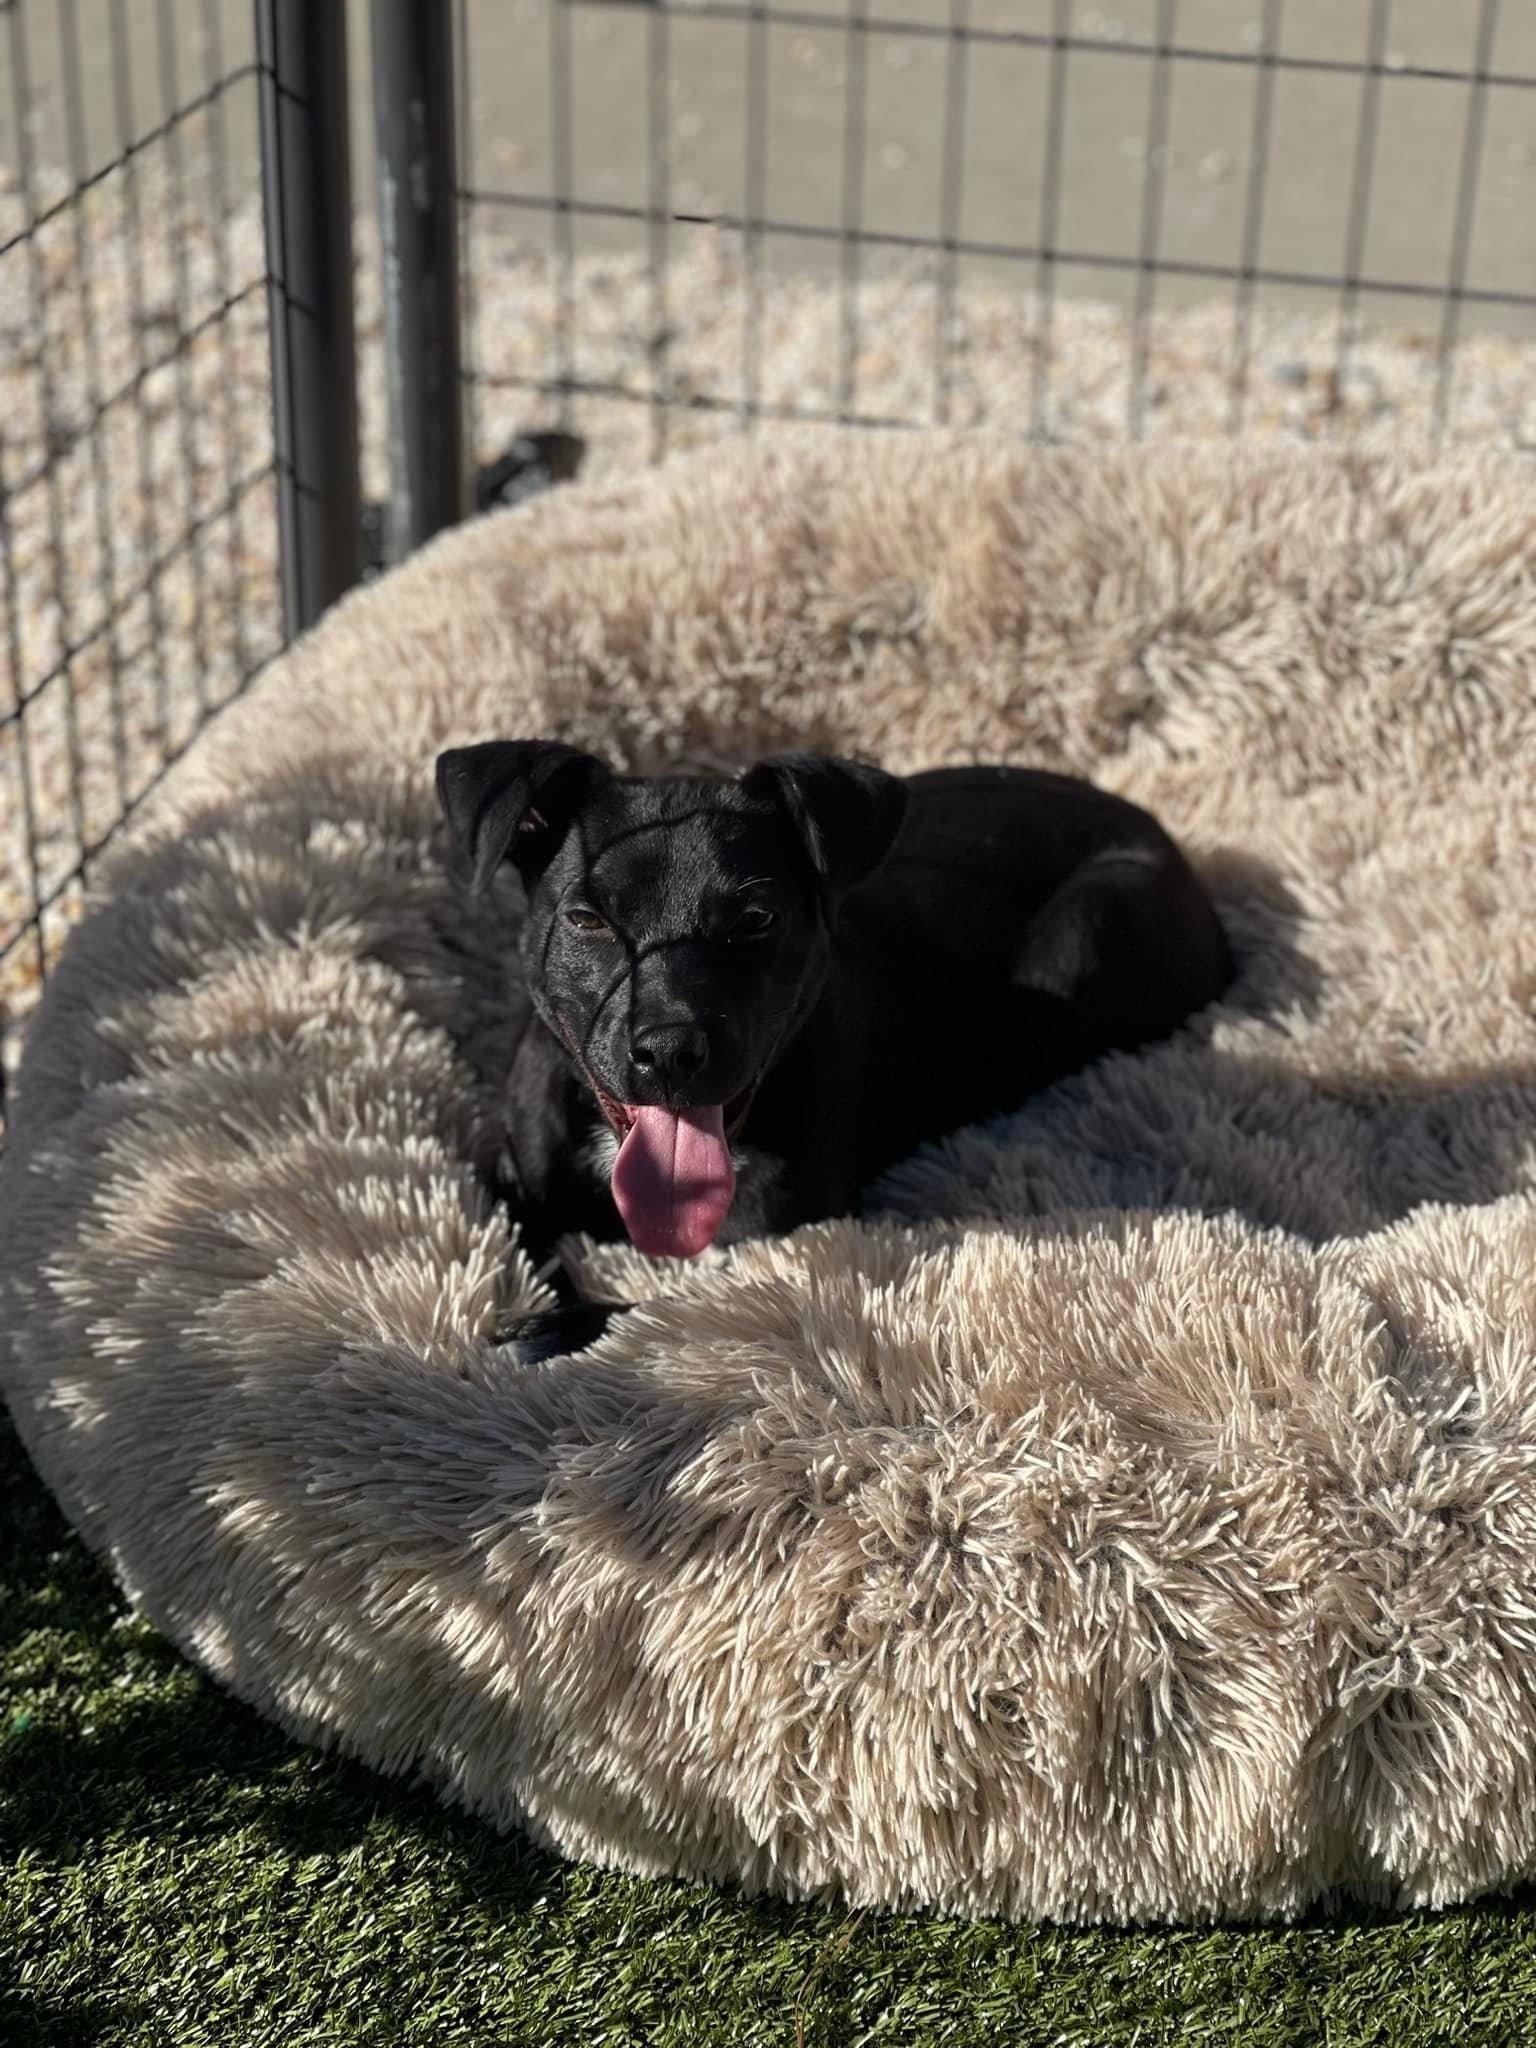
370;0;465;564
256;0;363;639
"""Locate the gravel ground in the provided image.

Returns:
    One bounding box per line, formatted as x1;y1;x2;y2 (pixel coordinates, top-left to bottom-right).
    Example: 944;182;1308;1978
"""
2;163;1533;1093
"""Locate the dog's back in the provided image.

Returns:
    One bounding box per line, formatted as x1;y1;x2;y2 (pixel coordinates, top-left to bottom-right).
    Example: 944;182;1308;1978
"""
838;765;1231;1178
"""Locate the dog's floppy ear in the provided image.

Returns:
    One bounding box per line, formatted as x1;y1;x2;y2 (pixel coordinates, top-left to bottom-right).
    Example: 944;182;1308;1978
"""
743;752;907;900
435;739;608;894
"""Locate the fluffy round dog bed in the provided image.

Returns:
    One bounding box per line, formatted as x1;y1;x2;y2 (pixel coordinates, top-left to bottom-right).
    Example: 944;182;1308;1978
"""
3;435;1535;1924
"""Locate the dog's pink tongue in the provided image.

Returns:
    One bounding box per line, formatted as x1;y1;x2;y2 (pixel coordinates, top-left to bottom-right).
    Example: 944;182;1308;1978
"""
611;1105;735;1258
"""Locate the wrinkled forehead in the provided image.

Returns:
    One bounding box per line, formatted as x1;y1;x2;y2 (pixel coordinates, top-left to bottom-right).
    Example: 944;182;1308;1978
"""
561;781;789;922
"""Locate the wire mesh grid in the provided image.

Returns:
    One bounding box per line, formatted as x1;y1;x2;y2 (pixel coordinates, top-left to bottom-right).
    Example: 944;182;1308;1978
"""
0;0;284;1091
3;0;1534;1101
456;0;1533;470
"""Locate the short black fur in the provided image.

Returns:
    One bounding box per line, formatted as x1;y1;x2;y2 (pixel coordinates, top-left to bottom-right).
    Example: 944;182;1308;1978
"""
437;742;1233;1359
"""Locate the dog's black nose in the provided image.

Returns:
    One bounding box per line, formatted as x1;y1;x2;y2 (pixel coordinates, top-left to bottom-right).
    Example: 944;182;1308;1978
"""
629;1023;710;1097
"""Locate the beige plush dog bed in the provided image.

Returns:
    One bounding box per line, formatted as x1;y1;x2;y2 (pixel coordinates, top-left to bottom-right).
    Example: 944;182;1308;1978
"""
3;435;1535;1924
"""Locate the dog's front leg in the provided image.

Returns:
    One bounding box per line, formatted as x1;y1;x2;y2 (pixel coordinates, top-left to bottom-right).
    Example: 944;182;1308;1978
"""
493;1297;623;1363
488;1018;634;1359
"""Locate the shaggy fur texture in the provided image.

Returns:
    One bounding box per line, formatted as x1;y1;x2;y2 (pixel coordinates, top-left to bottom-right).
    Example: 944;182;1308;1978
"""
2;435;1535;1923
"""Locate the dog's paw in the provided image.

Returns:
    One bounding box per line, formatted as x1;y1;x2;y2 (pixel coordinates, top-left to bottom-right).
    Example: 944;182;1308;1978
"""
492;1301;622;1364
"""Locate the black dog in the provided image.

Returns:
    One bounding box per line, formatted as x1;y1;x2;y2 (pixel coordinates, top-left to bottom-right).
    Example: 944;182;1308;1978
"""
436;742;1232;1353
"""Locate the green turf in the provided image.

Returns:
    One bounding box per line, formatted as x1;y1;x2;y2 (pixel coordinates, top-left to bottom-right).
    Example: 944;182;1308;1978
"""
3;1417;1533;2048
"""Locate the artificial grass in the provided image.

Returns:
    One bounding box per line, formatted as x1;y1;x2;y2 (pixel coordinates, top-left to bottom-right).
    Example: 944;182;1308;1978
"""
3;1415;1533;2048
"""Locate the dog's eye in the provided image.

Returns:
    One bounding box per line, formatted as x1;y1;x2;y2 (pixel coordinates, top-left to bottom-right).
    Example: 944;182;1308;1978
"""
730;904;778;939
565;907;613;936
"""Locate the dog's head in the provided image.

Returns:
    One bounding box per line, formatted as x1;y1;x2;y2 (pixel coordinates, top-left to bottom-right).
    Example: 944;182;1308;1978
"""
436;740;907;1258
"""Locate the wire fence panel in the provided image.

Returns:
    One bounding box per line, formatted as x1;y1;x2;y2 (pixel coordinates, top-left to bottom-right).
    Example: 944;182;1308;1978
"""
1;0;287;1093
3;0;1534;1098
456;0;1533;474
